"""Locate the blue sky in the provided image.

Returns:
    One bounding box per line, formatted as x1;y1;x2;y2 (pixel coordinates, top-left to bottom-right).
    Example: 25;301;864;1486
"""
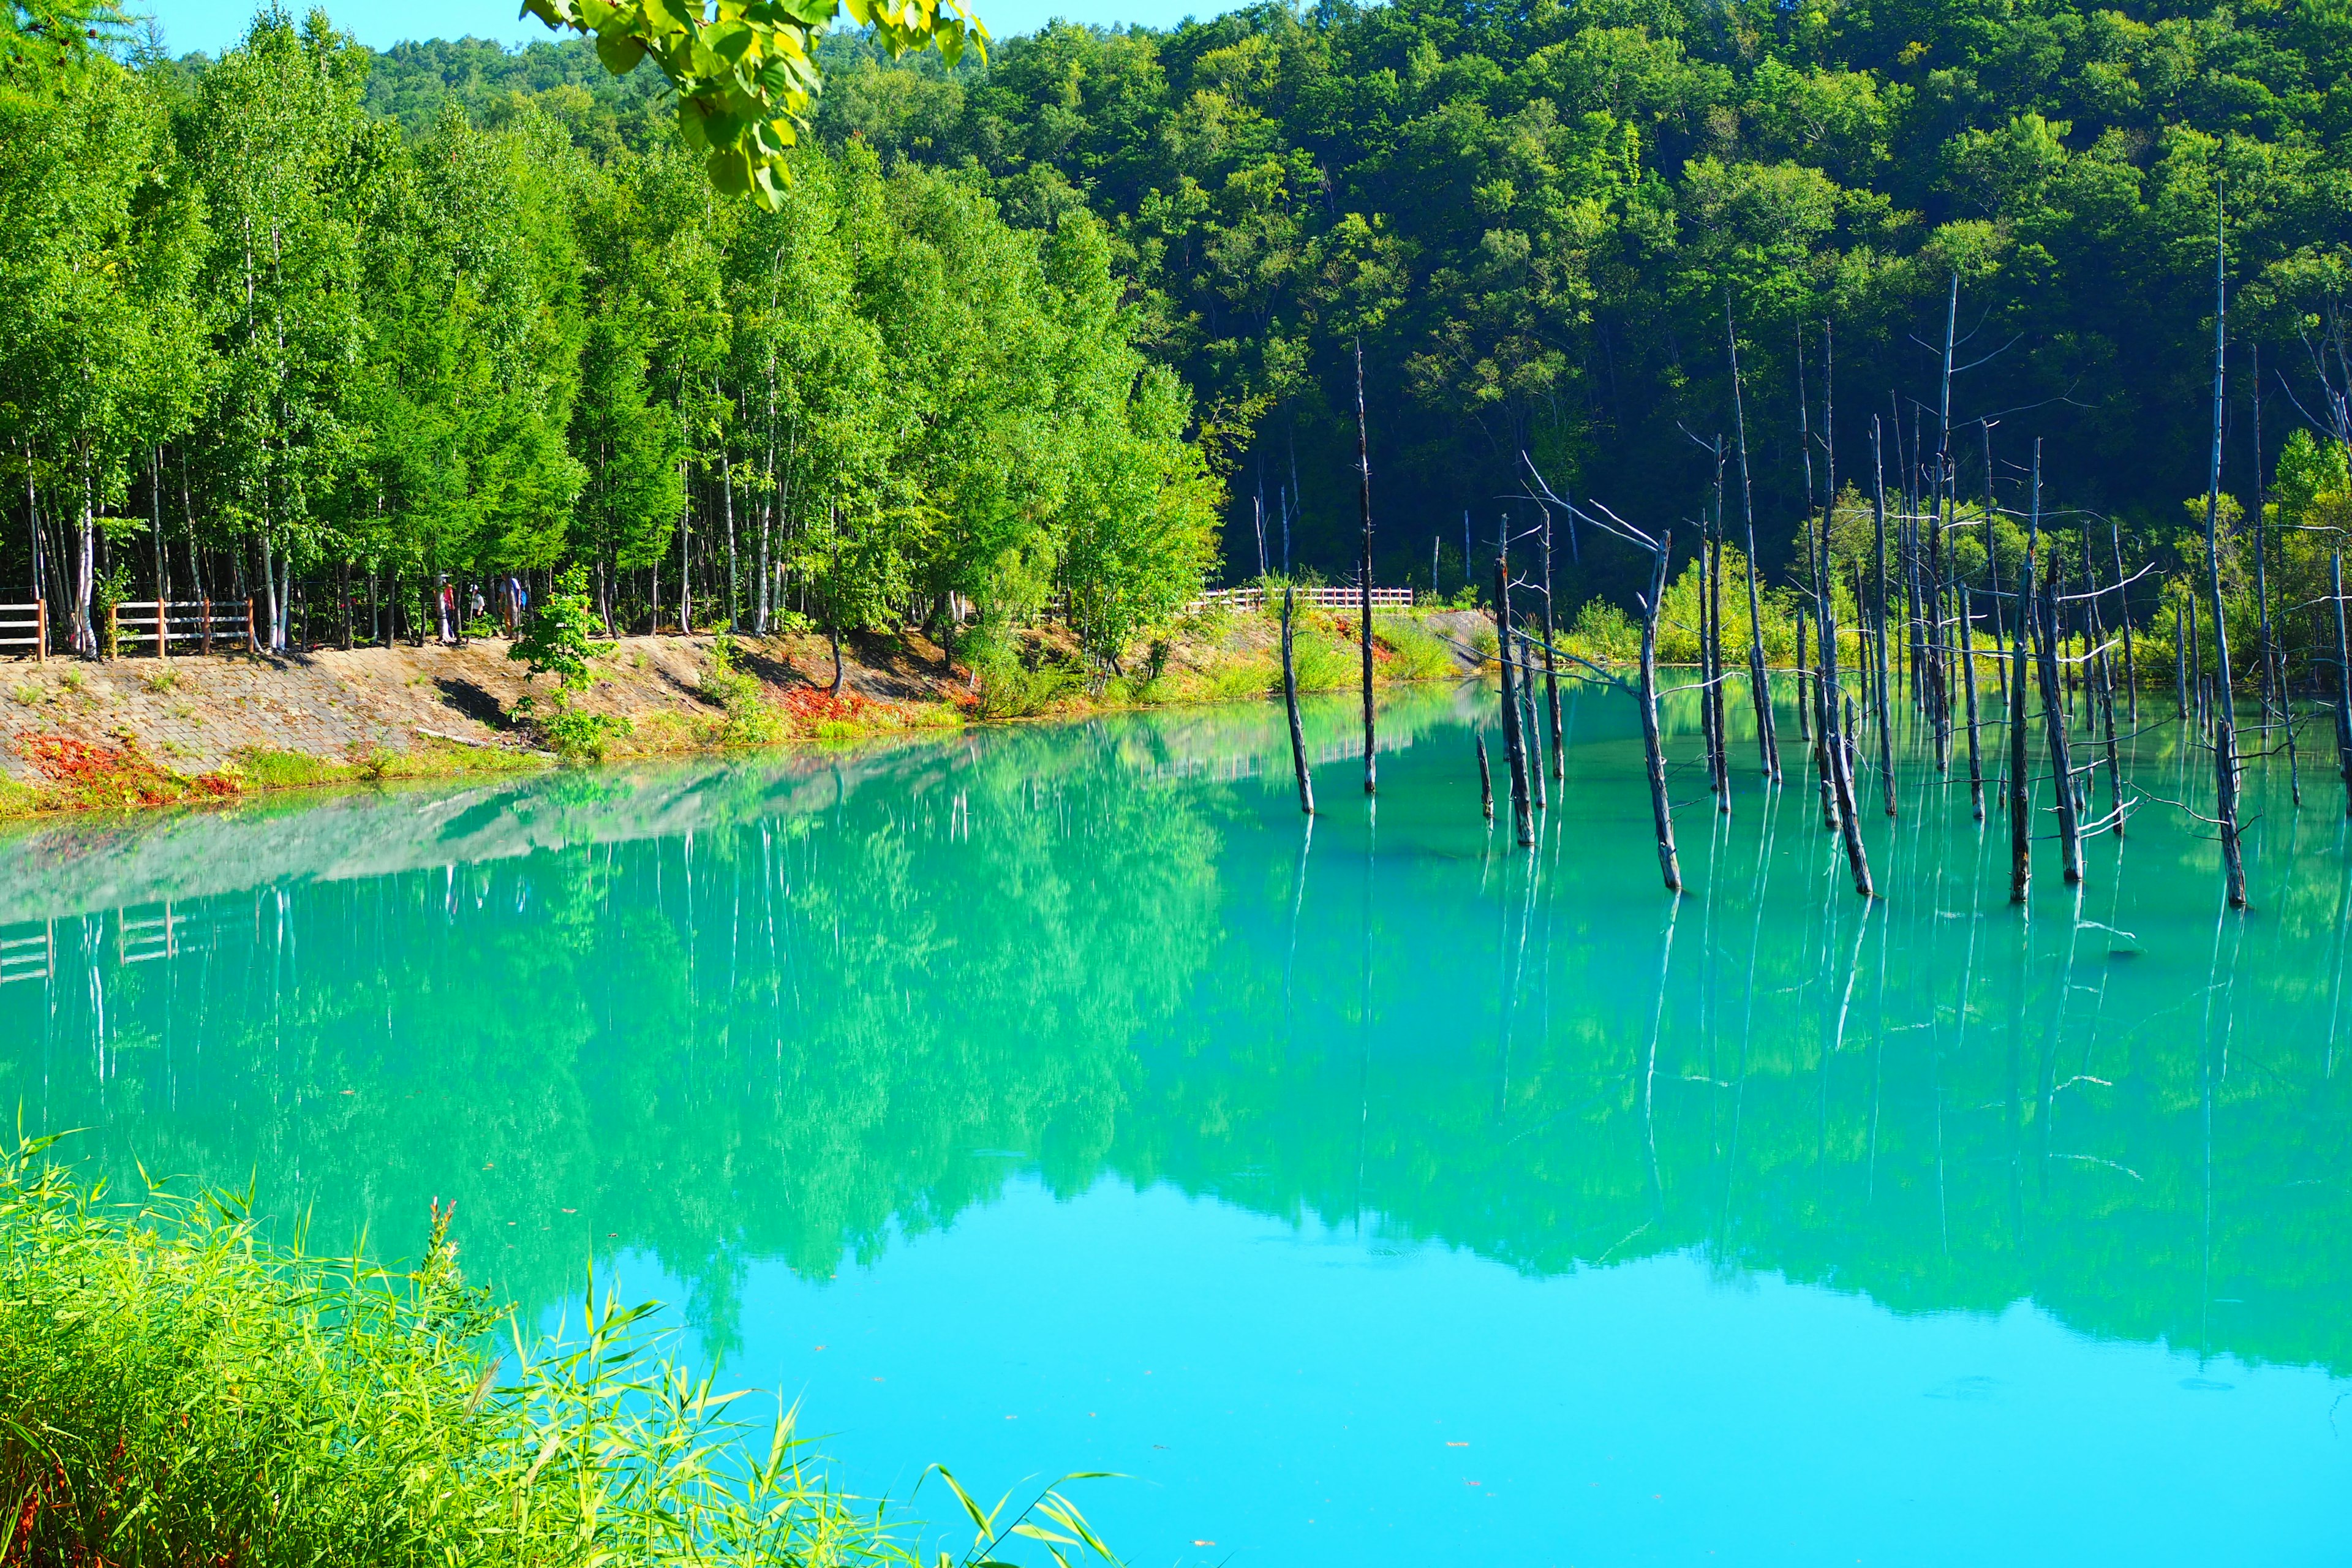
138;0;1222;56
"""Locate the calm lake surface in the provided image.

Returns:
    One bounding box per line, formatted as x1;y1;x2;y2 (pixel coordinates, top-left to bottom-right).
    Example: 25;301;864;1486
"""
4;682;2348;1566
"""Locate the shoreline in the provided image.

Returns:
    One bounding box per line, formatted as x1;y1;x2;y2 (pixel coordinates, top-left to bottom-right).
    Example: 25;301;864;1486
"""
0;606;1496;821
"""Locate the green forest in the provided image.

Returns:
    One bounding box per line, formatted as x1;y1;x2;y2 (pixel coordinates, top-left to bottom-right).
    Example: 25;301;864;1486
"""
0;8;1220;671
2;0;2350;666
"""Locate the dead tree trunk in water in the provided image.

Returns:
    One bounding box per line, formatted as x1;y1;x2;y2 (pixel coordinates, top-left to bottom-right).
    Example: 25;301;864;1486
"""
1475;726;1494;820
1355;339;1377;796
1813;454;1872;897
2095;606;2126;835
1518;629;1548;811
2332;549;2352;815
2333;550;2352;818
1494;558;1533;847
1870;420;1898;816
1637;538;1681;892
1705;444;1732;810
2010;443;2041;902
1725;291;1780;781
2176;601;2190;721
1540;512;1563;780
2084;535;2125;834
2111;518;2136;720
2197;197;2247;909
2252;341;2277;722
2036;573;2084;885
1959;561;1985;821
1283;584;1314;816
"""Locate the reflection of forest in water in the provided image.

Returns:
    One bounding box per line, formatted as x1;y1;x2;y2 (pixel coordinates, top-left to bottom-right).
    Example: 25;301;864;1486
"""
3;682;2346;1376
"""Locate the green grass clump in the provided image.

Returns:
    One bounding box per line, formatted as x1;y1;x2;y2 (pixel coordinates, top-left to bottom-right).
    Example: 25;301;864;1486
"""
1286;627;1354;692
1373;617;1457;681
0;1133;1115;1568
230;747;342;788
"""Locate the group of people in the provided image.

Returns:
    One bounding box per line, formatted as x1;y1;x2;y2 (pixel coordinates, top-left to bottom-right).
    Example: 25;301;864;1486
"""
432;575;530;644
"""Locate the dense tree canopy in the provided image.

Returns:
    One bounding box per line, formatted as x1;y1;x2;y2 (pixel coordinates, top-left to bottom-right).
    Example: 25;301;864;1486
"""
0;7;1220;669
3;0;2349;669
814;0;2352;606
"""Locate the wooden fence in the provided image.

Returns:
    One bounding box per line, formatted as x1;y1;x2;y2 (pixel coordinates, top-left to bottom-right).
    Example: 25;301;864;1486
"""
0;602;45;660
111;599;254;657
1184;585;1417;615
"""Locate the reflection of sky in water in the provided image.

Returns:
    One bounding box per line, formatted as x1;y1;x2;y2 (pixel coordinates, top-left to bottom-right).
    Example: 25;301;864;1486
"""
589;1178;2348;1567
4;682;2348;1564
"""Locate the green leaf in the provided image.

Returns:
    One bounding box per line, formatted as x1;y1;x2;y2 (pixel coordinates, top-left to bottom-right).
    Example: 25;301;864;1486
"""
706;144;754;196
593;29;646;74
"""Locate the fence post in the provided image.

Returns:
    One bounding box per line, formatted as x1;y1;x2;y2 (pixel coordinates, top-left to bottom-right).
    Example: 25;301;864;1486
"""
107;602;118;661
201;596;211;657
156;599;167;658
246;598;256;654
34;600;43;665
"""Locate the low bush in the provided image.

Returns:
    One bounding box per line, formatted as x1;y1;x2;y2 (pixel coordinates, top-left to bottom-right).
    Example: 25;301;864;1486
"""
1373;617;1457;681
0;1133;1116;1568
698;638;783;745
543;707;635;761
974;655;1084;719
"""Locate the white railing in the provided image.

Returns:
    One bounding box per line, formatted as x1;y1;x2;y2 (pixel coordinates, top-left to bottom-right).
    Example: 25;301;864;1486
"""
0;601;45;660
111;599;255;655
1185;586;1416;616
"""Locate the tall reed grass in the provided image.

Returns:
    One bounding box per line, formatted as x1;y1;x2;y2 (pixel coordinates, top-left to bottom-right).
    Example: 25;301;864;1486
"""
0;1133;1114;1568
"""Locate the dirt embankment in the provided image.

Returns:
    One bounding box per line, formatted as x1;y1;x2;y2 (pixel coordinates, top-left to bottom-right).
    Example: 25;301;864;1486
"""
0;608;1491;815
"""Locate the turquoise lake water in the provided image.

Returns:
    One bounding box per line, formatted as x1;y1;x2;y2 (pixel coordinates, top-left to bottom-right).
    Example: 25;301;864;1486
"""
2;682;2347;1564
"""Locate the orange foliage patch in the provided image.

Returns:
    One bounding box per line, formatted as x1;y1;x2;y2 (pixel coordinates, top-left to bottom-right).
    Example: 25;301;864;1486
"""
13;733;236;809
779;688;875;726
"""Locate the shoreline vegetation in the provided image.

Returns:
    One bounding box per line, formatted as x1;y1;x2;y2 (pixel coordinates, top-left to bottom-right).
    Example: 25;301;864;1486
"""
3;549;2298;823
0;568;2299;822
0;595;1491;820
0;1130;1116;1568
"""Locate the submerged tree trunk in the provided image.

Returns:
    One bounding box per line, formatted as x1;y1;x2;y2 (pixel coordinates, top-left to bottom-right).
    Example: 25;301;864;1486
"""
2110;518;2136;720
1705;442;1731;810
1637;537;1681;892
2334;551;2351;815
1870;420;1898;816
1815;470;1872;897
2176;601;2190;722
2035;574;2083;886
2198;201;2246;908
1959;564;1985;821
1355;339;1377;796
1518;631;1547;811
2010;443;2042;903
2096;610;2125;835
1283;584;1314;816
1725;292;1779;781
1475;726;1494;820
1540;513;1562;778
1494;558;1532;847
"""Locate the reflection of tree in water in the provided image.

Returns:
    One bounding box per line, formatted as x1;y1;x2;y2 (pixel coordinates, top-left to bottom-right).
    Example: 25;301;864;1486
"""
1;695;2347;1376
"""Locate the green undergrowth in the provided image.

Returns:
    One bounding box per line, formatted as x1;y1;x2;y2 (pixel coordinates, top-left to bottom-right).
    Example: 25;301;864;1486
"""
0;1131;1116;1568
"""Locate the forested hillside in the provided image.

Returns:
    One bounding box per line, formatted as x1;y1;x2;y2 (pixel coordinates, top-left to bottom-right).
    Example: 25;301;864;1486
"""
0;13;1218;671
4;0;2349;666
814;0;2352;603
